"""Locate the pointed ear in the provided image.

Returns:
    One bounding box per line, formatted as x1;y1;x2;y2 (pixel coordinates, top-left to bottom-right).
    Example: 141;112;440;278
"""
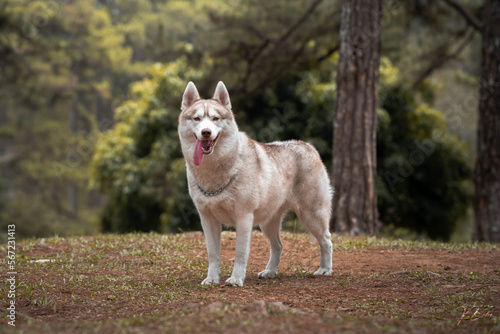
181;81;201;111
212;81;232;110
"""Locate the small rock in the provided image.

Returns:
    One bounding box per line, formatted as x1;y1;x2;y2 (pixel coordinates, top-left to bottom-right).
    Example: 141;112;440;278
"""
268;302;308;315
338;307;354;312
243;300;268;316
268;302;288;311
442;284;465;289
184;303;200;310
205;302;224;313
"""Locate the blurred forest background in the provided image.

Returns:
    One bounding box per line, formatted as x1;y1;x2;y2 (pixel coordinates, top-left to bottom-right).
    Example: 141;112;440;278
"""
0;0;483;242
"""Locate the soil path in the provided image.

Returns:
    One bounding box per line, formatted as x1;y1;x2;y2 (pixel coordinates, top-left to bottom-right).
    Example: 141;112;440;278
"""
2;232;499;333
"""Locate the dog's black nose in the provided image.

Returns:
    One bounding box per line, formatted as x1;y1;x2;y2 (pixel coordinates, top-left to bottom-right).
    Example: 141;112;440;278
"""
201;128;212;138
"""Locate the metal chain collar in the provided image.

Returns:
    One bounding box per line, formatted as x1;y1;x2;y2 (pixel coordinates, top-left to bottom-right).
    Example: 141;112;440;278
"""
197;176;235;197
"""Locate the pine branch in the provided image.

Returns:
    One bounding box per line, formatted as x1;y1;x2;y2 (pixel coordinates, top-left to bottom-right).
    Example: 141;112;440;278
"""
316;43;340;63
442;0;483;32
0;152;21;166
275;0;324;45
412;28;475;87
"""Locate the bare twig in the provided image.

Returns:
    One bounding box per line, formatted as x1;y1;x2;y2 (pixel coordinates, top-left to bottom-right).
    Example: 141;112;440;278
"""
457;306;493;326
274;0;324;47
427;271;442;277
316;43;340;63
0;153;21;166
412;28;475;87
239;0;327;95
442;0;483;32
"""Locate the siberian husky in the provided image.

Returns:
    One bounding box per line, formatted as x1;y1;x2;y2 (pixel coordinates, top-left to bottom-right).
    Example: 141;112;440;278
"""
178;81;333;286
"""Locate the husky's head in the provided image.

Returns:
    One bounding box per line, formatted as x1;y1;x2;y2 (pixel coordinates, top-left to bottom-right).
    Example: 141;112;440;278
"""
178;81;238;167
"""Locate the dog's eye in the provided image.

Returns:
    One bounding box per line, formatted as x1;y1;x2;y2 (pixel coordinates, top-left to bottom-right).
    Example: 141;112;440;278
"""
213;117;220;121
193;117;201;121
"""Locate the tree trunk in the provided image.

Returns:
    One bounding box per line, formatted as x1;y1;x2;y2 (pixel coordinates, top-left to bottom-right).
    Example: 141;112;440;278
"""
332;0;381;235
474;0;500;243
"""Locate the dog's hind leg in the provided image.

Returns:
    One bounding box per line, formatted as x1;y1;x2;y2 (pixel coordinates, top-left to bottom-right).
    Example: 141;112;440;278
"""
296;207;332;275
258;213;284;278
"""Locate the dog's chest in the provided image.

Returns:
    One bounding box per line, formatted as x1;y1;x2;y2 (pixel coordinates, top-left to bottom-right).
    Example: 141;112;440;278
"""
196;195;239;226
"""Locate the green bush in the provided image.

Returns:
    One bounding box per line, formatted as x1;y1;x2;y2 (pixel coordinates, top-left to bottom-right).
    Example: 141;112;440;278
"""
91;59;202;233
377;86;472;241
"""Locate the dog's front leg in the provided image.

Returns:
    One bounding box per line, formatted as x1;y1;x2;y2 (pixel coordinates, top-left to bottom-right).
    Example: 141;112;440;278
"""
201;217;221;285
226;214;253;287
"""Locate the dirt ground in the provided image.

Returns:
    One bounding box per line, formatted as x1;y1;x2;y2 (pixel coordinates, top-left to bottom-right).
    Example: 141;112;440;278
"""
1;231;499;333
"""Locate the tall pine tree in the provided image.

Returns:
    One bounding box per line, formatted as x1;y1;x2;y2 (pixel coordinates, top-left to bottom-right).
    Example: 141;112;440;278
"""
332;0;382;235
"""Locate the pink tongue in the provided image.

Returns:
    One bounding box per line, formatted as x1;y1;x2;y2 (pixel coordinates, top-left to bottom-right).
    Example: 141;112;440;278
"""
194;139;203;166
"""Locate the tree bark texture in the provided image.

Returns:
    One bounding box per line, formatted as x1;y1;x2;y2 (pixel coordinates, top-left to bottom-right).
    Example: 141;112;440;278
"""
475;0;500;243
332;0;381;235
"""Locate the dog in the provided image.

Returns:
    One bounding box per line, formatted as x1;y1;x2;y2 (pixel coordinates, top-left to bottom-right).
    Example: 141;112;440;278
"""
178;81;333;286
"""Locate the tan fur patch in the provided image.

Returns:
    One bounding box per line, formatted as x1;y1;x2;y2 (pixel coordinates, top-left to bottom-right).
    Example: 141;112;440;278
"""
180;100;234;123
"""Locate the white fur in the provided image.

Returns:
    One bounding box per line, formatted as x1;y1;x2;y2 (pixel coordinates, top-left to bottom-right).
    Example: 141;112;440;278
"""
178;81;333;286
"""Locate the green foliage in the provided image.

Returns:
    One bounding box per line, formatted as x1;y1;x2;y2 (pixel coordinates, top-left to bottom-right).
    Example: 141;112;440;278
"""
0;0;141;240
193;0;339;98
90;0;340;233
377;65;472;241
0;0;478;240
91;59;203;233
237;55;336;167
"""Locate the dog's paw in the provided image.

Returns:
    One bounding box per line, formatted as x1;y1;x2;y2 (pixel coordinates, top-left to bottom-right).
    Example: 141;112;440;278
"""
258;270;276;278
201;277;220;285
313;267;332;275
225;276;244;287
